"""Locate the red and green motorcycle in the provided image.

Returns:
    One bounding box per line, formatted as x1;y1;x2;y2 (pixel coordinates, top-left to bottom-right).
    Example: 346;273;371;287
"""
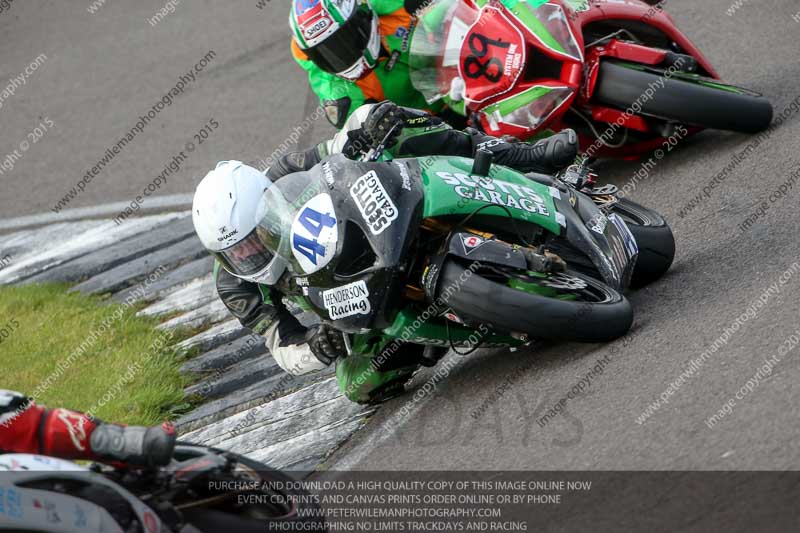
409;0;773;157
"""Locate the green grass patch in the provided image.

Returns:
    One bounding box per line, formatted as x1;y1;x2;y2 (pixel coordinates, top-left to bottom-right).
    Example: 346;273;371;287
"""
0;283;192;425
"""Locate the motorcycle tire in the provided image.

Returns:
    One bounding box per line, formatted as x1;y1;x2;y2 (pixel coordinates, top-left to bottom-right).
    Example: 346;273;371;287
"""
608;198;675;288
438;261;633;343
594;61;773;133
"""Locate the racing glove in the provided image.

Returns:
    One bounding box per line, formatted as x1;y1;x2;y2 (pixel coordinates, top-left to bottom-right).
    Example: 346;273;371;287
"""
363;101;442;149
89;421;176;467
0;391;176;468
305;324;347;365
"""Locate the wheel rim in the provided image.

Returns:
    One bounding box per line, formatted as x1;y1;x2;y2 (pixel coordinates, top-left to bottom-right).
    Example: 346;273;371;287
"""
483;265;618;304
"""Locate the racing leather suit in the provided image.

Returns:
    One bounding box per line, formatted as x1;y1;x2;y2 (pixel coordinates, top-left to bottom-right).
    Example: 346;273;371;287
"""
0;390;175;466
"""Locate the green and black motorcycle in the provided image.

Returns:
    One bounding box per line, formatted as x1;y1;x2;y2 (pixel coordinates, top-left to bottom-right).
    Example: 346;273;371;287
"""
256;147;674;355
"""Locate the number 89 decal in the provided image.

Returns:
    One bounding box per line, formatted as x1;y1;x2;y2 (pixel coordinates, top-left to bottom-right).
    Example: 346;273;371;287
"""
291;193;339;274
463;33;510;83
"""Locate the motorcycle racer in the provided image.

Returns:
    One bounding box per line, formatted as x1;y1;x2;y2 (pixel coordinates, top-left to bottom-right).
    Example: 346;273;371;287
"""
192;102;578;404
290;0;445;128
0;390;176;467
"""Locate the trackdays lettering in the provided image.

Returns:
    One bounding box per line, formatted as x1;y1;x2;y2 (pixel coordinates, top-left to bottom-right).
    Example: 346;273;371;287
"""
322;280;371;319
350;170;398;235
435;171;550;216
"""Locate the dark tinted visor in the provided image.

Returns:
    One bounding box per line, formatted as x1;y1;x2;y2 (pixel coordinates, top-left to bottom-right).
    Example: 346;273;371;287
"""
303;9;372;74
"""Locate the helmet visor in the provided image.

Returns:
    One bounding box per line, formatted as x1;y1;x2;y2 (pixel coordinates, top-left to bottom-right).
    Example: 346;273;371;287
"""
213;228;275;278
303;9;373;74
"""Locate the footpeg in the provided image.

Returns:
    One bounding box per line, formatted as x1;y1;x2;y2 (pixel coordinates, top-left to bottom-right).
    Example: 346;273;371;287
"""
664;51;697;72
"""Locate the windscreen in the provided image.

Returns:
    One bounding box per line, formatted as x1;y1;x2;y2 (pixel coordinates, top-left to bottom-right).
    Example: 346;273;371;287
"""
256;168;340;277
410;0;582;109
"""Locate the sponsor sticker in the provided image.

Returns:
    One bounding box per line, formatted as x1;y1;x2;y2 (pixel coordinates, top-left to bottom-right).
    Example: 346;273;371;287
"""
609;214;639;257
460;234;485;255
290;193;339;274
303;16;331;39
444;312;464;324
435;171;550;216
56;410;88;451
322;161;335;187
385;50;401;72
294;0;340;46
217;225;239;244
587;213;608;234
393;161;412;191
350;170;399;235
322;280;371;319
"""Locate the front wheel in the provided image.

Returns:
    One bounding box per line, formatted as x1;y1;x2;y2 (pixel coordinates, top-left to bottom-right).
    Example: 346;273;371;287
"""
594;61;773;133
608;198;675;288
438;261;633;343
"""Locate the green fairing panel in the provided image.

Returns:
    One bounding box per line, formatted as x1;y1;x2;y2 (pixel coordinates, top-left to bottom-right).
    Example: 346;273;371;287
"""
419;156;562;235
351;307;520;356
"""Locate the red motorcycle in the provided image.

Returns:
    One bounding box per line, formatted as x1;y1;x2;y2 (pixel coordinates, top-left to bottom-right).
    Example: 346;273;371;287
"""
409;0;773;158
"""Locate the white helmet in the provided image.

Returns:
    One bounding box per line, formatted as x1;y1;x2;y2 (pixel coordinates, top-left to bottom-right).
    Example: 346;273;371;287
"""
192;160;289;285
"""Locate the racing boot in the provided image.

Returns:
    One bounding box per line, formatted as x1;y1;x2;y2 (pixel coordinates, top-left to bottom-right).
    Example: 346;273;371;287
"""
336;354;419;405
473;128;579;175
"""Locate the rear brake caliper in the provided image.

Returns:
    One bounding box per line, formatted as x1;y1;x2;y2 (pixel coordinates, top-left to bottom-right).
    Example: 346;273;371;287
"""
521;247;566;274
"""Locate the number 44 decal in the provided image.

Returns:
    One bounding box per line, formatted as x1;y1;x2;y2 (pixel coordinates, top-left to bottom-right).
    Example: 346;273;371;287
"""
293;207;336;264
291;194;339;274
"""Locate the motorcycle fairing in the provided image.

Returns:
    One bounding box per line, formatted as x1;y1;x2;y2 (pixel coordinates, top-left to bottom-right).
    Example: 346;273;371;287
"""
508;170;636;290
420;230;529;302
457;4;527;105
0;454;163;533
417;155;563;235
552;191;637;290
273;154;425;332
350;307;521;355
481;84;575;132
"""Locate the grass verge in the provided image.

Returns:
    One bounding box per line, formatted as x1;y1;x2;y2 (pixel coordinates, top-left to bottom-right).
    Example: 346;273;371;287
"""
0;283;192;425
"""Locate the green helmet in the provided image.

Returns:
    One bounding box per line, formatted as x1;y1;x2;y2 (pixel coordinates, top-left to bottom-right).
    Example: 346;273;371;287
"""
290;0;381;80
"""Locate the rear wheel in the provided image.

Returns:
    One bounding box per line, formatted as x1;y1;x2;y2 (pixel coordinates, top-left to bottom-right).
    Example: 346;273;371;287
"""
438;261;633;343
594;61;773;133
607;198;675;288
